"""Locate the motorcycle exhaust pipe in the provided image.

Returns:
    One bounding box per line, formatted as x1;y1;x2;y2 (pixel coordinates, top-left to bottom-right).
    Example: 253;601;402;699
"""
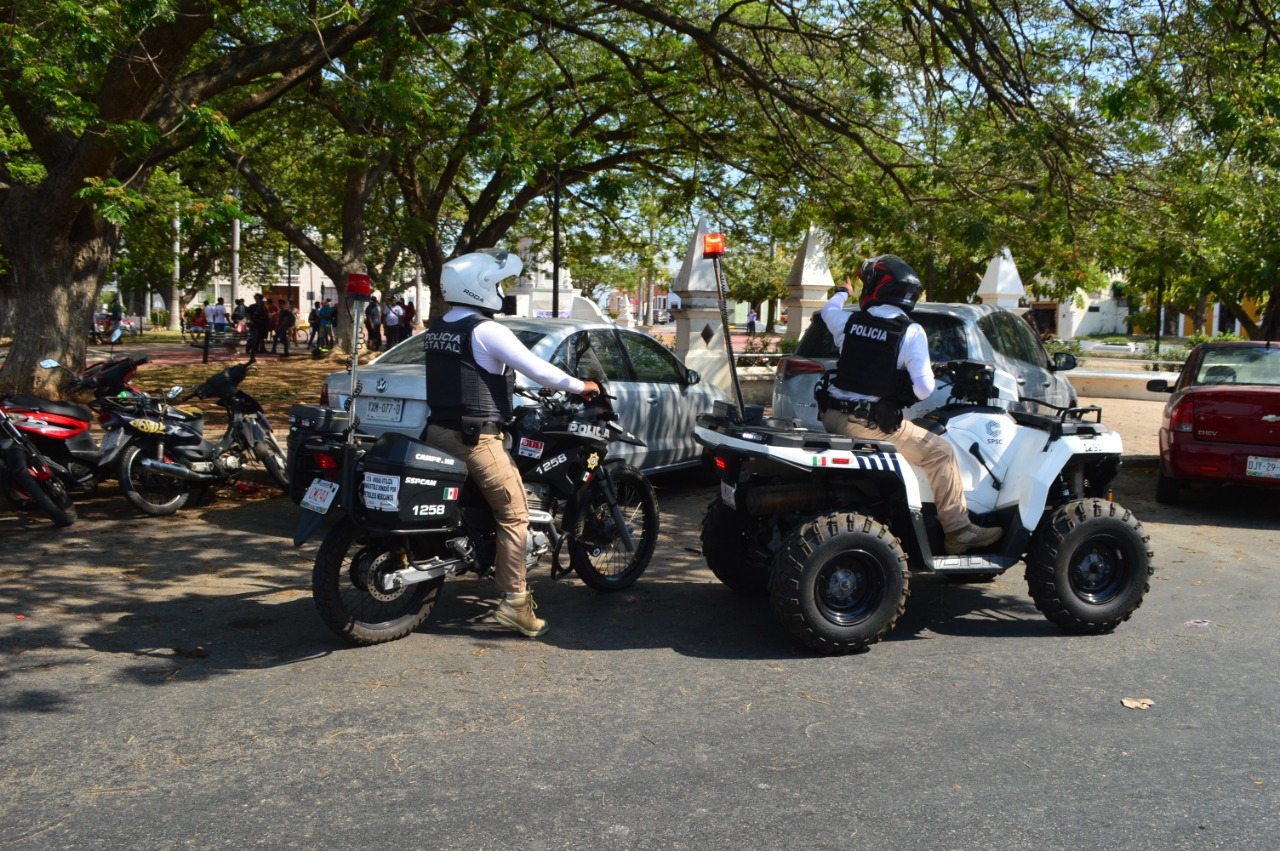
139;457;219;483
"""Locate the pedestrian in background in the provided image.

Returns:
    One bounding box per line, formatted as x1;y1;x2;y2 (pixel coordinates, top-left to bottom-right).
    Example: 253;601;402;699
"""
208;297;228;333
272;302;296;356
383;296;402;346
364;295;382;352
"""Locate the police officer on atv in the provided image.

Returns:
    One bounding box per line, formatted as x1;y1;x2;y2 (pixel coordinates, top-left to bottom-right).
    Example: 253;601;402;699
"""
819;255;1000;555
422;250;601;638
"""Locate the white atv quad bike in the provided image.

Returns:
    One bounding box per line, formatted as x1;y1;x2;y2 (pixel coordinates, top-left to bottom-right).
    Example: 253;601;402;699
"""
694;360;1154;655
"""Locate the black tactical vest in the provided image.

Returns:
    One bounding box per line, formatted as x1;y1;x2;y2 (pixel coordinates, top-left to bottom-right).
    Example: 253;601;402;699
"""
832;311;917;401
423;314;515;428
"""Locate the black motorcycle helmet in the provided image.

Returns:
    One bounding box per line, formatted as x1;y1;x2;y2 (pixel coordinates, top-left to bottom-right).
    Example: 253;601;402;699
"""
858;254;923;312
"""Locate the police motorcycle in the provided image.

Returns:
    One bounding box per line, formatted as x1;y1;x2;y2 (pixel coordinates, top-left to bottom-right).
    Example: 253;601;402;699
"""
101;361;288;516
293;270;659;646
695;354;1154;655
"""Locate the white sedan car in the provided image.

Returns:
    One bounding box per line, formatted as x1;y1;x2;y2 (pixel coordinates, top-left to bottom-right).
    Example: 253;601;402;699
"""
321;317;732;475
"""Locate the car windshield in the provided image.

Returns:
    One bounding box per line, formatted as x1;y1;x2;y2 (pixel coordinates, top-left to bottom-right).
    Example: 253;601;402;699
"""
795;311;968;363
1195;346;1280;387
372;328;547;365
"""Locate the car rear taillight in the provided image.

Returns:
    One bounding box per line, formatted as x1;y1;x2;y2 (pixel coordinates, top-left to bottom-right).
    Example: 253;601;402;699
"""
1170;399;1194;433
776;357;825;379
714;456;729;470
319;383;329;406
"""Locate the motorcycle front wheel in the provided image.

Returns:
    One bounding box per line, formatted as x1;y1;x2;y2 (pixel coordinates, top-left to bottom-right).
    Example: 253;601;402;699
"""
571;464;658;592
312;516;443;646
118;444;193;516
3;446;76;527
253;436;290;490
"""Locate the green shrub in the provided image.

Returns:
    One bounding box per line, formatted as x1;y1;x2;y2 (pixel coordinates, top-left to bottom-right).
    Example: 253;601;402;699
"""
1044;338;1083;358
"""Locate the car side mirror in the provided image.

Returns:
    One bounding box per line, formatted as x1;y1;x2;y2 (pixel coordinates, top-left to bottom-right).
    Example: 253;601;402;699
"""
686;369;701;387
1145;379;1173;393
1052;352;1078;371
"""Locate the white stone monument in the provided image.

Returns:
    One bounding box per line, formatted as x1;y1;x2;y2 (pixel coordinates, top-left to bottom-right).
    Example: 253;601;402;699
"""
976;247;1026;309
782;226;837;341
671;216;732;391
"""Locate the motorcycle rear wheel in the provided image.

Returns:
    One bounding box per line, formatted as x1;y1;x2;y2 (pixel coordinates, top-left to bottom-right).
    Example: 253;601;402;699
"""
312;516;443;645
253;437;290;490
3;446;76;526
118;444;193;516
571;464;658;592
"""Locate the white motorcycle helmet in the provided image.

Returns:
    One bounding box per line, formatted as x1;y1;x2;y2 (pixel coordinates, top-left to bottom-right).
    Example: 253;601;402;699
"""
440;249;522;314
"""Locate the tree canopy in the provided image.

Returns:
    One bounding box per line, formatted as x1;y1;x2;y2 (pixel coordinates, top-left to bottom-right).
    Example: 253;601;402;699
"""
3;1;1279;392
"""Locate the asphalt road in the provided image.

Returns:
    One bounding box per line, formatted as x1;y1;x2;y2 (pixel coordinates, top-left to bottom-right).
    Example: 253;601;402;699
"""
1;468;1276;849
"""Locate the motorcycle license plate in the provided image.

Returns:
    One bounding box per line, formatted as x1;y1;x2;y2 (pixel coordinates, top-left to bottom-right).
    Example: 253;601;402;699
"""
300;478;340;514
100;428;121;454
1246;456;1280;479
720;480;736;508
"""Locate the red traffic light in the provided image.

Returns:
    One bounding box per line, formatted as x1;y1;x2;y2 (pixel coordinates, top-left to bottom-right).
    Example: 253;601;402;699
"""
703;233;726;258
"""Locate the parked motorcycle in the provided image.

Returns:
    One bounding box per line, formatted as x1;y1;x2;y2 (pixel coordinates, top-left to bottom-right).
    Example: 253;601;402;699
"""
1;356;153;498
1;406;77;526
293;374;659;646
111;361;289;516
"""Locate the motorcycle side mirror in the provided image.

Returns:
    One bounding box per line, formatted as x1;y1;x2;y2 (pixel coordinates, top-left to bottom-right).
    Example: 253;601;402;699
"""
167;386;184;400
39;358;61;369
110;327;124;344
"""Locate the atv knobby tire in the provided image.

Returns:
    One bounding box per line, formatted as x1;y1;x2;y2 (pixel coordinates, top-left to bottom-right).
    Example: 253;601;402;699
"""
1026;499;1153;635
770;512;909;655
701;497;771;595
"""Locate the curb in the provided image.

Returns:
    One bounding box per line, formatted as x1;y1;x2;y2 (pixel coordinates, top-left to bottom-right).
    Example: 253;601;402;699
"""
1123;454;1159;470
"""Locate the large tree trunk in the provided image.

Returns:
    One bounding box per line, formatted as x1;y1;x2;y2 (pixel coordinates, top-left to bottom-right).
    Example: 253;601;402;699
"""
0;189;115;397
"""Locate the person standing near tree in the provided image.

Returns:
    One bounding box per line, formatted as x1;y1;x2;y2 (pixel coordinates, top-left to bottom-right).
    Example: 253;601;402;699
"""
245;293;270;359
402;298;417;336
364;295;382;352
107;295;124;339
208;297;228;333
271;301;296;356
383;296;402;346
746;306;758;337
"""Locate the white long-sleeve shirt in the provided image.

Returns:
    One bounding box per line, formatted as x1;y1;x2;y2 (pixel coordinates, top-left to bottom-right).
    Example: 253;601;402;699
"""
819;292;934;402
442;306;586;395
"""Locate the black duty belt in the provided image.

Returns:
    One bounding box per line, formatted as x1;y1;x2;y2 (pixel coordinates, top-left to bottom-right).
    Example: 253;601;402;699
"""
828;398;875;419
430;420;503;435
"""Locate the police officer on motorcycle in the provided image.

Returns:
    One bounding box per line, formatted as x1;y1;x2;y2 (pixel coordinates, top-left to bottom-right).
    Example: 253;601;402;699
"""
819;255;1000;555
422;250;601;637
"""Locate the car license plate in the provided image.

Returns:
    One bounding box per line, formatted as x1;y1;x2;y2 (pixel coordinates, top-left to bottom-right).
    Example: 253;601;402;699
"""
1245;455;1280;479
300;478;340;514
363;398;403;422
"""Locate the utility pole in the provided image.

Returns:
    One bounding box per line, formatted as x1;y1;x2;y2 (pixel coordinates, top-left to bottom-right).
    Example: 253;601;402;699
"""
169;201;181;331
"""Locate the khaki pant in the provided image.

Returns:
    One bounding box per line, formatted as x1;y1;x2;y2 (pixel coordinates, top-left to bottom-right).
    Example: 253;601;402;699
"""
821;408;970;533
425;425;529;593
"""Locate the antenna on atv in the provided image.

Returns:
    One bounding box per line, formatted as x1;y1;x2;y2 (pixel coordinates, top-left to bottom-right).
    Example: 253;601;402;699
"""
344;272;373;443
704;232;748;420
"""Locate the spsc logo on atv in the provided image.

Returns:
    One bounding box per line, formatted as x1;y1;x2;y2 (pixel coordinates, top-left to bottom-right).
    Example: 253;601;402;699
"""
985;420;1003;445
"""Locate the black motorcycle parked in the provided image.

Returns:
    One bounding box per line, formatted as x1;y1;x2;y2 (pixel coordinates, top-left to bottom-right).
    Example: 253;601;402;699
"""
292;377;660;646
113;362;289;516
